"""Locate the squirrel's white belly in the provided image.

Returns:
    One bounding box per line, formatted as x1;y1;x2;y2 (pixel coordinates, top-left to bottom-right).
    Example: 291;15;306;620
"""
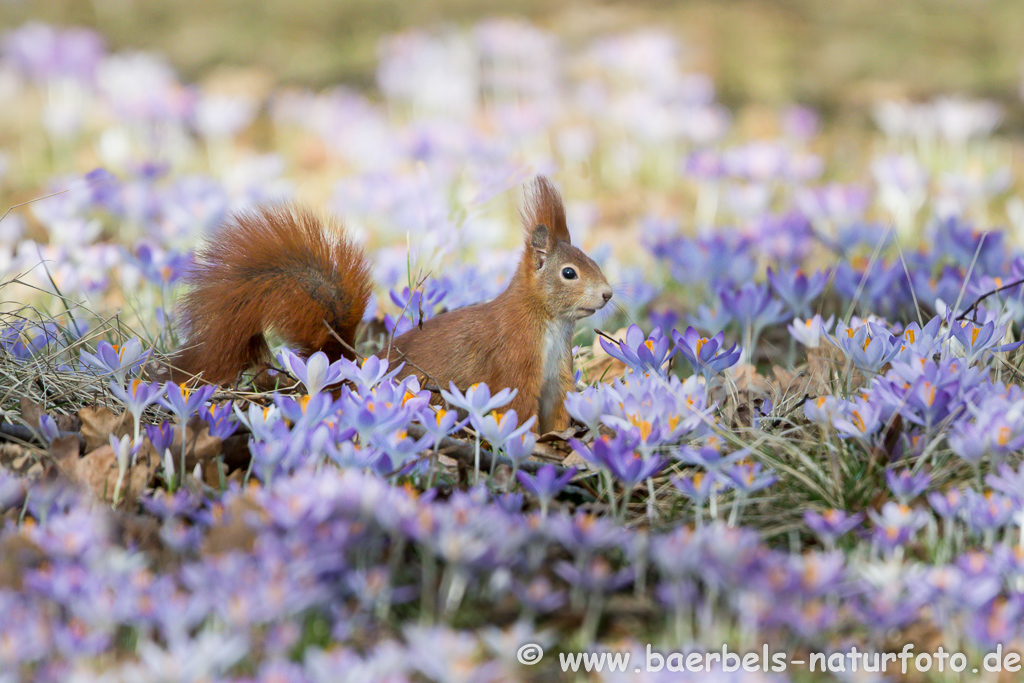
538;319;573;429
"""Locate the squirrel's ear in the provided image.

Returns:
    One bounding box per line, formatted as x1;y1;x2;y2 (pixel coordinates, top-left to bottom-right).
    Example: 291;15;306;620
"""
529;224;550;269
521;175;571;246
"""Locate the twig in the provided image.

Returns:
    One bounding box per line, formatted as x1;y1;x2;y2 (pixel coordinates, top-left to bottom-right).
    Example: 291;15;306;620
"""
0;421;83;448
955;276;1024;322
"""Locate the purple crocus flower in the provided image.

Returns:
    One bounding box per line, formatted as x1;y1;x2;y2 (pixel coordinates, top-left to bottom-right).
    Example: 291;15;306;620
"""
386;285;447;336
648;309;679;335
158;380;213;482
961;489;1015;534
339;391;409;441
927;488;964;519
570;431;664;490
2;23;106;84
553;556;633;593
674;444;747;472
832;398;883;441
672;326;741;381
947;420;991;465
441;382;519;483
144;420;174;454
135;243;191;286
563;385;608;435
986;461;1024;503
599;324;671;375
416;405;468;441
803;395;842;425
787;314;834;348
159;381;215;422
892;315;945;360
37;414;60;445
827;320;901;373
202;402;237;440
276;349;346;395
0;322;51;360
717;281;788;342
512;576;567;614
885;469;930;504
671;471;723;504
80;338;149;384
343;354;404;390
767;267;827;317
109;378;162;452
503;431;537;469
516;465;578;516
804;509;864;548
471;409;536;452
950;319;1022;364
440;382;516;418
725;461;777;493
868;502;929;553
686;303;736;335
145;420;176;483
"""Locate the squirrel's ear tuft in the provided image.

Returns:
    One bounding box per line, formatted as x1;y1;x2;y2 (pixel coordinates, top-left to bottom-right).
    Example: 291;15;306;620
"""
529;224;549;269
521;175;570;246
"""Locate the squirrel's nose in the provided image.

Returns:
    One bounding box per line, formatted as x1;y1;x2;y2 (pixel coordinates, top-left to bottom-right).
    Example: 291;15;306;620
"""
602;289;613;302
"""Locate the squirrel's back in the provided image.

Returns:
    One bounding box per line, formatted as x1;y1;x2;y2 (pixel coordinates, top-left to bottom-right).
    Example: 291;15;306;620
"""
173;205;372;384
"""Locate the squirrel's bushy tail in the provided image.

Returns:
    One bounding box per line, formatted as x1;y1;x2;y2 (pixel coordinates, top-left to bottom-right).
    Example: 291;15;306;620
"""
172;205;373;384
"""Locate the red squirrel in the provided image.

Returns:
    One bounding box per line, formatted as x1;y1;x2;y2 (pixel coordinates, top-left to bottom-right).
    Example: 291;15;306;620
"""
172;175;613;433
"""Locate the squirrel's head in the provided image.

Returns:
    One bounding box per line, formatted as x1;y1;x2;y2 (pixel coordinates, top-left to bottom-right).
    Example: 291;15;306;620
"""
520;176;612;321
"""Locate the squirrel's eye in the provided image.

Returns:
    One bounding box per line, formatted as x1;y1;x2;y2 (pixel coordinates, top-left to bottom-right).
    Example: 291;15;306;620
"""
561;267;578;280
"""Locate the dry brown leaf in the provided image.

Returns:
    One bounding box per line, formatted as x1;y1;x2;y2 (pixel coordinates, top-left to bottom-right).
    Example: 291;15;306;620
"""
202;496;261;555
561;451;591;470
19;397;82;436
437;454;459;469
771;364;831;403
0;444;41;478
54;413;80;432
200;459;227;488
532;441;569;462
78;406;132;453
226;468;246;488
48;434;81;470
142;358;174;384
710;363;774;429
0;534;45;590
728;363;773;395
74;444;157;506
537;426;579;443
806;344;866;392
18;397;46;430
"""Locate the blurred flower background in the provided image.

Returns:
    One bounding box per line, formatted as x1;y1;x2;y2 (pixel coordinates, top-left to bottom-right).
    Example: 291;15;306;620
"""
3;1;1024;681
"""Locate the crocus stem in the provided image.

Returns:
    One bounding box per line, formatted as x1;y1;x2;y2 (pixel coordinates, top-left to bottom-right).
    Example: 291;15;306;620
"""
620;486;632;521
473;434;481;485
427;436;440;490
112;467;126;508
728;492;744;527
179;422;188;490
579;594;604;647
419;547;437;624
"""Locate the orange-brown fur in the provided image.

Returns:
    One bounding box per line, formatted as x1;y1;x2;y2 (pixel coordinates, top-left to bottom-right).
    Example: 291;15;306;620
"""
391;177;610;432
173;206;372;384
172;177;611;432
